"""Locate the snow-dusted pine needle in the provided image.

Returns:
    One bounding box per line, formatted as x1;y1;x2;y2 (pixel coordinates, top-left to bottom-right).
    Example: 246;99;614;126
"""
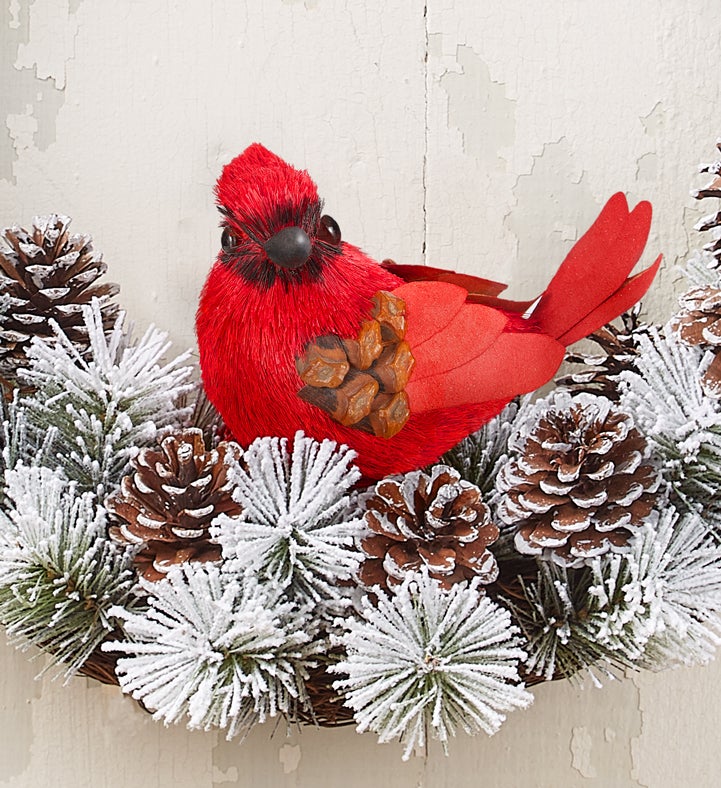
107;564;319;738
0;465;136;678
621;327;721;520
212;432;364;618
441;399;523;502
0;393;57;493
19;300;193;494
582;525;666;664
679;249;721;288
332;570;532;760
501;561;618;684
506;507;721;681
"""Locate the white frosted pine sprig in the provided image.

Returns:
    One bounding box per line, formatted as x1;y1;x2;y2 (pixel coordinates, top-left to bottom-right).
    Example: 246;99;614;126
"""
0;393;57;488
19;299;194;495
680;249;721;288
510;507;721;681
0;464;136;678
620;327;721;518
639;509;721;669
106;564;319;738
212;432;364;618
331;570;532;760
583;526;665;663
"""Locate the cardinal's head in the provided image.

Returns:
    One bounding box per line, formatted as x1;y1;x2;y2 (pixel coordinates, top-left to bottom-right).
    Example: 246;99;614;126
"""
215;143;343;288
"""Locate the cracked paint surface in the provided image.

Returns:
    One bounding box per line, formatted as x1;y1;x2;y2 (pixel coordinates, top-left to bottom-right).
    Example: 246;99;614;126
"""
1;0;67;183
440;45;516;166
2;2;721;786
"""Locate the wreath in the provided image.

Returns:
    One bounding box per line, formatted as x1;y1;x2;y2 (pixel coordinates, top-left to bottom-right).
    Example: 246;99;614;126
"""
1;143;721;761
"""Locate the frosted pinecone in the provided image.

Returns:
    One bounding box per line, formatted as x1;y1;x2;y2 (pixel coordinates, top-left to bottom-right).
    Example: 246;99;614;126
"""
359;465;500;591
558;309;644;401
691;139;721;266
0;215;118;385
672;285;721;397
496;391;661;567
107;428;242;581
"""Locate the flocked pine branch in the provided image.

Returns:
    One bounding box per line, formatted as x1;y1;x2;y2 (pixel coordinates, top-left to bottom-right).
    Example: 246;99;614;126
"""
106;564;319;738
212;432;364;620
332;570;532;760
441;399;522;504
620;327;721;522
0;465;136;678
0;393;56;499
500;561;622;685
639;509;721;669
680;249;721;288
582;528;662;664
18;300;194;495
506;507;721;680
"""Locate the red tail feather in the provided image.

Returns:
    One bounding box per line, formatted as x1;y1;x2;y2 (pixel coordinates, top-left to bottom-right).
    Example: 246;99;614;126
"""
533;193;658;341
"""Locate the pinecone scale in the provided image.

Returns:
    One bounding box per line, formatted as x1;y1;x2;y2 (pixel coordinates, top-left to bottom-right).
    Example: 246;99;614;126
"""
672;285;721;396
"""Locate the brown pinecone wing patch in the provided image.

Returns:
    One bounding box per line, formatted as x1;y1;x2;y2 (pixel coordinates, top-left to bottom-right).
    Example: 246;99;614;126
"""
296;291;415;438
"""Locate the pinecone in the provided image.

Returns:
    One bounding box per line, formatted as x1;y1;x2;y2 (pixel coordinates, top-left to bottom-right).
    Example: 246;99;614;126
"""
0;215;119;385
557;309;643;401
496;392;661;567
358;465;500;591
672;285;721;397
691;140;721;266
106;428;242;581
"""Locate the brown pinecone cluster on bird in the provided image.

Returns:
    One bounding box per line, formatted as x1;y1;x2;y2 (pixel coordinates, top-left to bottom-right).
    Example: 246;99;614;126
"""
295;290;414;439
672;286;721;397
358;465;500;591
106;428;242;582
496;391;662;567
558;309;644;401
691;140;721;265
0;215;119;387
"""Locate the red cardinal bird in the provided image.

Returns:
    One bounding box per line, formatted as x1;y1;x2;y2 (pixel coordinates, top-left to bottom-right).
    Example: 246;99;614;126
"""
196;144;661;479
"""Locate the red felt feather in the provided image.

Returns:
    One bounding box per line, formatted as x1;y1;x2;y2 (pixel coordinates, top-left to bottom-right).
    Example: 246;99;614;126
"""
392;281;468;346
407;331;565;411
400;285;508;377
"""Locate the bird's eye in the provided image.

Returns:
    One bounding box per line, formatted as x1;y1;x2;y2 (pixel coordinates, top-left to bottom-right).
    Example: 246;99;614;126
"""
221;227;240;253
317;215;341;246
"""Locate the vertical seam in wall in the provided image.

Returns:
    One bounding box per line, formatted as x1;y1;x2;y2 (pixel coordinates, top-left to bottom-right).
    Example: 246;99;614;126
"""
422;0;429;264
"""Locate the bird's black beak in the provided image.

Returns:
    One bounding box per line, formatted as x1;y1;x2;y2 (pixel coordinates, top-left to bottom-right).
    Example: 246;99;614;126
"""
263;226;312;270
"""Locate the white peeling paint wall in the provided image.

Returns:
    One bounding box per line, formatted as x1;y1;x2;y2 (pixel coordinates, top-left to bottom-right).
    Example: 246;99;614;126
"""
1;2;720;786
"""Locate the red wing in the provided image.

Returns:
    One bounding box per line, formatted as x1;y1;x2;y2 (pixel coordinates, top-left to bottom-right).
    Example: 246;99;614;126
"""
395;281;565;412
394;281;508;377
406;331;565;411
